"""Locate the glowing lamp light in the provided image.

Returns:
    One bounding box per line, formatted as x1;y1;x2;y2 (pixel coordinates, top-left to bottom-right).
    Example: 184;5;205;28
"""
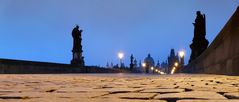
179;51;185;58
174;62;179;67
151;67;154;70
171;67;177;74
118;52;124;59
142;63;146;67
160;72;165;75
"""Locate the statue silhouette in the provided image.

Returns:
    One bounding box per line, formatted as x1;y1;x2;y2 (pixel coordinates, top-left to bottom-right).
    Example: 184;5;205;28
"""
130;54;134;72
189;11;209;63
71;25;84;66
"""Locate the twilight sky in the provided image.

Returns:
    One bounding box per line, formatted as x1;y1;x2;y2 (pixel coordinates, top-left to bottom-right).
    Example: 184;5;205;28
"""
0;0;238;66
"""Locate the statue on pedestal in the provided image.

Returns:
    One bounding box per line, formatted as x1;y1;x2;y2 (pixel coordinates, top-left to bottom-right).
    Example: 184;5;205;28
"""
130;54;134;72
71;25;85;66
189;11;209;63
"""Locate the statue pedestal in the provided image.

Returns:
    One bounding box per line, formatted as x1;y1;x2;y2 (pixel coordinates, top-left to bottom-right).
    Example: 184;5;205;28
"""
71;59;84;66
71;52;84;66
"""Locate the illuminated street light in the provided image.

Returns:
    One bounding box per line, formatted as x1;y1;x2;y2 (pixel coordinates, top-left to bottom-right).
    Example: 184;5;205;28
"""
118;52;124;68
179;51;185;58
151;67;154;70
179;50;185;68
171;67;176;74
118;52;124;59
160;72;165;75
174;62;179;67
142;63;146;67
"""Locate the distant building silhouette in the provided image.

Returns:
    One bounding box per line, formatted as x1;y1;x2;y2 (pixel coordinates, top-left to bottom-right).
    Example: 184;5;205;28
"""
110;62;114;68
113;64;119;68
160;61;168;73
135;60;144;73
71;25;85;66
189;11;209;63
106;62;109;68
167;49;179;73
138;60;143;72
133;59;137;68
155;60;160;73
144;54;155;73
156;60;160;68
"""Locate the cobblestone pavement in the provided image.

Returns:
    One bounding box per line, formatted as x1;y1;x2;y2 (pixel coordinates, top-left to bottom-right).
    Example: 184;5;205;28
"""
0;74;239;102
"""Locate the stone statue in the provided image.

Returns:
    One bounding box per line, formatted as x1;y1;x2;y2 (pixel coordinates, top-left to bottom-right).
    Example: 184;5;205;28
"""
130;54;134;72
193;11;206;38
189;11;209;63
72;25;82;51
71;25;85;66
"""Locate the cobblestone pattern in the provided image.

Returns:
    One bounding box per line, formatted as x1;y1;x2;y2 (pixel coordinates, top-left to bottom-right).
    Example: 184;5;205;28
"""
0;74;239;102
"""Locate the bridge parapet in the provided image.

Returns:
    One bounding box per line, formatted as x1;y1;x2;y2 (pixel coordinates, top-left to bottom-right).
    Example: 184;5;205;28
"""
184;6;239;75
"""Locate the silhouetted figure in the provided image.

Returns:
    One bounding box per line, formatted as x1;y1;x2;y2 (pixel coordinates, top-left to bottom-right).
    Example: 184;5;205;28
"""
189;11;209;63
71;25;85;66
130;54;134;72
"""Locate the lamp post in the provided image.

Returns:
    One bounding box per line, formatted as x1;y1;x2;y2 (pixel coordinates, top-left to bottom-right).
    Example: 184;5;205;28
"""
178;51;185;73
142;63;146;68
151;67;154;74
118;52;124;68
151;67;154;70
174;62;179;67
155;69;158;73
170;62;179;74
179;51;185;66
142;63;146;73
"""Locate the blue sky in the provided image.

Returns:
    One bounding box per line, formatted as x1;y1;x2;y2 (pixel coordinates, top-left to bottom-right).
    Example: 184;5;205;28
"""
0;0;238;66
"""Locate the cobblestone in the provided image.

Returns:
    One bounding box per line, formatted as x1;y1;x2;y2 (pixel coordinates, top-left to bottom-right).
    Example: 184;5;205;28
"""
0;74;238;102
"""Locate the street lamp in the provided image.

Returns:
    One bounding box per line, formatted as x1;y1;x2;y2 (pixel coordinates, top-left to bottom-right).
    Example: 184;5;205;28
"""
142;63;146;68
160;72;165;75
171;67;176;74
118;52;124;68
174;62;179;67
151;67;154;70
151;67;155;74
118;52;124;59
179;51;185;58
179;50;185;67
